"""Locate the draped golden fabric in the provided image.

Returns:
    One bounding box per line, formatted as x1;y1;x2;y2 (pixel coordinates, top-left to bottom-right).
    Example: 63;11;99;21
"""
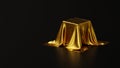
48;18;107;51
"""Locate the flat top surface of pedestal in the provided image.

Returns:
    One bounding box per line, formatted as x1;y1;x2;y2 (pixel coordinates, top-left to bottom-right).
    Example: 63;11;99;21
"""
65;18;90;24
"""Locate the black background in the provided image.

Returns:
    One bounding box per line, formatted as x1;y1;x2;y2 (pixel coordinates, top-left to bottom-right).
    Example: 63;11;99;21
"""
1;0;119;68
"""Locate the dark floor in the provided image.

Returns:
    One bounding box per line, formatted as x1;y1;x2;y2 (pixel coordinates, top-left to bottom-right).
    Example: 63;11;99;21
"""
1;38;116;68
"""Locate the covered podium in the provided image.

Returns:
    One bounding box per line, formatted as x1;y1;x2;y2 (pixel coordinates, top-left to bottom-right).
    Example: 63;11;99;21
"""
48;18;107;51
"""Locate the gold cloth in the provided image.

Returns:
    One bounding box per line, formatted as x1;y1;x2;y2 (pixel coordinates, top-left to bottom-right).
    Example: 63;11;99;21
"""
48;18;106;51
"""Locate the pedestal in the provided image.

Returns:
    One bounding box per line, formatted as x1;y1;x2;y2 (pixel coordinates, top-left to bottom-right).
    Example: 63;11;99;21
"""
48;18;107;51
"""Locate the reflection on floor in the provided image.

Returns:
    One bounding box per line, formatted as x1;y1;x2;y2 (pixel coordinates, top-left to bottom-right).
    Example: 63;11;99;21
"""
54;46;97;68
31;43;112;68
